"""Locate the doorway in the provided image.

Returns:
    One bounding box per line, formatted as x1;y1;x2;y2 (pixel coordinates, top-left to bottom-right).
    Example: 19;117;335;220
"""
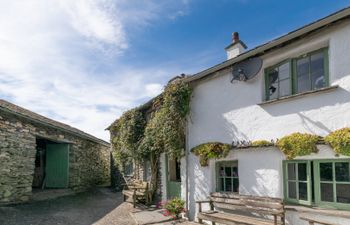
32;138;70;189
166;155;181;199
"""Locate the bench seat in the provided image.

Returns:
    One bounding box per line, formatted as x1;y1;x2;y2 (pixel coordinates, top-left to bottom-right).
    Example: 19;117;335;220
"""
196;192;285;225
122;180;151;207
198;211;283;225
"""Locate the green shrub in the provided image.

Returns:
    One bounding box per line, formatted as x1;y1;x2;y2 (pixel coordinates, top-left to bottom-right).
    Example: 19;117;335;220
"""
325;127;350;156
276;132;320;159
251;140;273;147
191;142;231;166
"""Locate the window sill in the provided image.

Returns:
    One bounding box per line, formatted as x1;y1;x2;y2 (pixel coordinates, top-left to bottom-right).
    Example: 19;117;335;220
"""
258;85;339;106
285;204;350;219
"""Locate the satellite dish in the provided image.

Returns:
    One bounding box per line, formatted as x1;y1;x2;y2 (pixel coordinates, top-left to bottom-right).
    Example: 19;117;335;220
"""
231;57;263;82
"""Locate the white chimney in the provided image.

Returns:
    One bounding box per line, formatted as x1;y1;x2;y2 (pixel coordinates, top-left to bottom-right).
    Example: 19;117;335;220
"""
225;32;247;60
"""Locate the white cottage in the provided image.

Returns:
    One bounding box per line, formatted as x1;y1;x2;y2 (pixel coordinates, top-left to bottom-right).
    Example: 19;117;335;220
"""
163;7;350;225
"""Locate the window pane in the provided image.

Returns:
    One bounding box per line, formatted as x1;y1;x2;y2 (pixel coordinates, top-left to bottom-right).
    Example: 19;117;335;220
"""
268;69;279;100
232;167;238;177
320;163;333;181
321;183;334;202
310;52;325;89
219;167;225;177
279;79;291;97
336;184;350;203
298;163;307;181
233;178;239;192
335;162;350;182
220;178;224;191
288;163;296;180
297;57;309;76
279;63;290;80
225;178;232;192
225;167;232;177
297;57;311;93
299;182;308;200
288;181;297;199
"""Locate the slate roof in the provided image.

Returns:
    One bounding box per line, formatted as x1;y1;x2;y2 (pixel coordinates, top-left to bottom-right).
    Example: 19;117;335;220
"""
0;99;109;146
185;6;350;83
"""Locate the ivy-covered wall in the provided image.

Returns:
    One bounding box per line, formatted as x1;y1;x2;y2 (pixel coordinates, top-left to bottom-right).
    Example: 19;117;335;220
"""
109;77;192;199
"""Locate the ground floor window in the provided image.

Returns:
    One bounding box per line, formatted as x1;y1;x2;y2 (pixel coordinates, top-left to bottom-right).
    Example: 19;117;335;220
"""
283;159;350;210
216;161;239;192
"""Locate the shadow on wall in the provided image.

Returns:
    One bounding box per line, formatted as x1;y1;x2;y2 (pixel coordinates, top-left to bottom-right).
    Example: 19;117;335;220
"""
110;154;126;191
260;87;350;134
260;87;350;116
188;156;211;219
240;169;281;198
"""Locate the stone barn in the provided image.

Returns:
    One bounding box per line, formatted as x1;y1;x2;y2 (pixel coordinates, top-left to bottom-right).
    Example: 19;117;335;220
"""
0;99;111;204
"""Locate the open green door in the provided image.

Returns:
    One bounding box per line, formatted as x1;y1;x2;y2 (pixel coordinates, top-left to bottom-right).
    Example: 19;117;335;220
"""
45;144;69;188
166;155;181;199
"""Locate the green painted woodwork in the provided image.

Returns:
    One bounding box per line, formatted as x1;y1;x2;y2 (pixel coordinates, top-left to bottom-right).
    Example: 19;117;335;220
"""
165;154;181;199
168;181;181;199
283;159;350;210
215;160;239;192
264;47;329;101
283;160;312;206
45;144;69;188
313;159;350;210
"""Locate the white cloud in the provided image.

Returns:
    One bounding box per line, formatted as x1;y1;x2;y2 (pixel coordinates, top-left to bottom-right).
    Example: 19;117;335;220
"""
0;0;191;141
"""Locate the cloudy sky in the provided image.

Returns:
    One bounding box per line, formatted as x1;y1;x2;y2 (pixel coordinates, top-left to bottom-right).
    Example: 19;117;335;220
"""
0;0;349;141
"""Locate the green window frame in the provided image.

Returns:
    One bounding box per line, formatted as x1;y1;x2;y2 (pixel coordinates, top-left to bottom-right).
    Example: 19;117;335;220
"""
283;159;350;210
216;161;239;192
314;159;350;210
283;160;312;205
265;48;329;101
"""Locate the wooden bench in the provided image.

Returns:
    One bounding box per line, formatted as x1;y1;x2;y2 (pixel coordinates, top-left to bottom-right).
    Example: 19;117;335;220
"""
196;192;285;225
300;216;339;225
122;180;151;208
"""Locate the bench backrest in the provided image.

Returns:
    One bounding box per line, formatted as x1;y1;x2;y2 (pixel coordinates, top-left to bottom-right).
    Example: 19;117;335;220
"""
128;180;149;190
210;192;284;216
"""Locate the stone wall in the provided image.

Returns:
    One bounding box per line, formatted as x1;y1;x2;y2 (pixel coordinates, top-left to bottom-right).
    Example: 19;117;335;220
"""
0;111;110;204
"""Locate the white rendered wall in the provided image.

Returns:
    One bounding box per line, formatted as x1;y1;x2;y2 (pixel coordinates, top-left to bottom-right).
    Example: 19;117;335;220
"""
185;20;350;224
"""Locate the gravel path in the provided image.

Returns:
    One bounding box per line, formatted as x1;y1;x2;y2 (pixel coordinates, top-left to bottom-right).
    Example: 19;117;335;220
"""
0;188;136;225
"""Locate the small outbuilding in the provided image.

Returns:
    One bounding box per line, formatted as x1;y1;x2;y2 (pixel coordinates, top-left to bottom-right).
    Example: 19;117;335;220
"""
0;99;111;204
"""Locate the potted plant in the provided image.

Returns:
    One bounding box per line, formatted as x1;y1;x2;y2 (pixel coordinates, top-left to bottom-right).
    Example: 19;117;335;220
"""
162;197;186;221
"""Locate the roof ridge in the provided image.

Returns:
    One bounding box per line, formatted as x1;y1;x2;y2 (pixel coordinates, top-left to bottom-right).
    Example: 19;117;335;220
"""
0;99;109;146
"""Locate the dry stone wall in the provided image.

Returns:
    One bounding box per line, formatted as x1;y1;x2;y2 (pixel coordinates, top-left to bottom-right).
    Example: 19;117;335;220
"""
0;111;110;204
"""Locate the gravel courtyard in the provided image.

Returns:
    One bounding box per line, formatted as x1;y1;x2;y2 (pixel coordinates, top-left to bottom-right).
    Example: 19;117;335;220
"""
0;188;136;225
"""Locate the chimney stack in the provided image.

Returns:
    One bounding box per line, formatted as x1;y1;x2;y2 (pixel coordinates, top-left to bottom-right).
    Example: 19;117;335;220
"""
225;32;247;60
232;32;240;43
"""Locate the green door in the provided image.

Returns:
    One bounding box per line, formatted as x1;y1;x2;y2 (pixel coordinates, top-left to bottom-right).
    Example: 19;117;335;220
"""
45;144;69;188
166;155;181;199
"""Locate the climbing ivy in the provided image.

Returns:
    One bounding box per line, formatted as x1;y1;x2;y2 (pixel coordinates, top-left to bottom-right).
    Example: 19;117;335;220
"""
111;108;146;169
110;78;192;193
276;132;320;159
325;127;350;156
138;78;192;159
251;140;273;147
191;142;231;167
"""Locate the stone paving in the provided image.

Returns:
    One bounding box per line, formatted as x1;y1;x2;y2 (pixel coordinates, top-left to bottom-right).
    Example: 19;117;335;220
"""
130;205;198;225
0;188;136;225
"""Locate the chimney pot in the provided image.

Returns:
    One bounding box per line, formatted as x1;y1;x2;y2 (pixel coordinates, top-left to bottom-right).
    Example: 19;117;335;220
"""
232;32;239;43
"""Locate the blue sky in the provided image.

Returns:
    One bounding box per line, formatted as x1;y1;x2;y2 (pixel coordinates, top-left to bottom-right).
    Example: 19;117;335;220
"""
0;0;349;141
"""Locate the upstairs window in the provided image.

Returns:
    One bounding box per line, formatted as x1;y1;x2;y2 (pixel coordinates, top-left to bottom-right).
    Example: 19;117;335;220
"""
265;48;329;101
266;61;291;100
296;51;327;92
